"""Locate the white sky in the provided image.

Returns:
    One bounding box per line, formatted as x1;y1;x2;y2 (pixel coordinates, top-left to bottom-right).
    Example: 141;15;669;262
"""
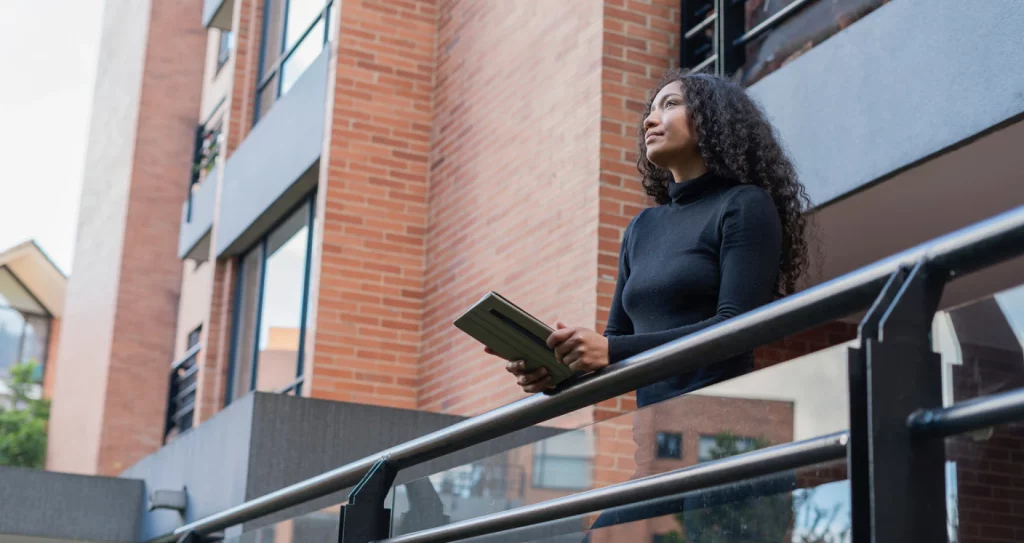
0;0;105;274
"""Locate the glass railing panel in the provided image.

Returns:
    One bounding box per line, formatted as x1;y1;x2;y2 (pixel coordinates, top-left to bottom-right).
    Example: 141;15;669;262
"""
936;283;1024;543
390;341;854;536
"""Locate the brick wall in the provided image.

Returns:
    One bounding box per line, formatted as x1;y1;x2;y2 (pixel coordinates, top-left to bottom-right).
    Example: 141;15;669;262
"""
592;0;680;424
306;0;436;409
96;0;207;475
414;0;605;416
195;0;260;423
48;0;206;475
946;301;1024;543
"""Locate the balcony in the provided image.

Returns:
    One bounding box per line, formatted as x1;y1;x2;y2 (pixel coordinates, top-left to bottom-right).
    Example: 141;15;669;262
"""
203;0;234;31
164;343;200;443
685;0;1024;207
123;392;559;540
179;99;225;262
214;49;329;257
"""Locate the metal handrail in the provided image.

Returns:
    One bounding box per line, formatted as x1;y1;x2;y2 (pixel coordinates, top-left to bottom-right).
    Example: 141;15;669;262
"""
380;432;849;543
908;387;1024;438
150;203;1024;543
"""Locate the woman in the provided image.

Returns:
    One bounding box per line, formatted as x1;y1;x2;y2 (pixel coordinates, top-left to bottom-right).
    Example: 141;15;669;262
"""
502;70;811;407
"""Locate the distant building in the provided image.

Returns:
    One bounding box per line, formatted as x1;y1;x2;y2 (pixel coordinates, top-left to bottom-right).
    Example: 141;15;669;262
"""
0;240;65;401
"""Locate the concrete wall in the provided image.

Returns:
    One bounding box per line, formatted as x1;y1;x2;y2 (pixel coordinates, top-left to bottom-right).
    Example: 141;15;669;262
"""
750;0;1024;207
123;392;563;539
214;51;329;257
122;394;254;541
48;0;208;476
46;0;152;476
0;466;143;542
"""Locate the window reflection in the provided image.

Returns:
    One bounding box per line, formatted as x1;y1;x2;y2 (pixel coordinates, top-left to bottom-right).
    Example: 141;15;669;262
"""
230;247;263;400
0;267;51;378
255;0;330;122
281;19;325;95
284;0;324;51
255;203;310;393
228;198;315;403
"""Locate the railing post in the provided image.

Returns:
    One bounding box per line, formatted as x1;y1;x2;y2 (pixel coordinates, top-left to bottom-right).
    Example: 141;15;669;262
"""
339;458;397;543
715;0;745;76
848;260;948;542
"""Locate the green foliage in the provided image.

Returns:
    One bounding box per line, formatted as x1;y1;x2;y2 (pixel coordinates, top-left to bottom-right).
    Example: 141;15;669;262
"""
659;433;793;542
0;361;50;468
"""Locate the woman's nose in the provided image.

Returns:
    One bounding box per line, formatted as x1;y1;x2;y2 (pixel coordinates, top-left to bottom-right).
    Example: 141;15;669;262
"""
643;112;658;132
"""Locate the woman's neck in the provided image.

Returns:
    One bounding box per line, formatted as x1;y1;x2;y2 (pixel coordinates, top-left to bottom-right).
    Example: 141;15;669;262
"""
669;161;709;184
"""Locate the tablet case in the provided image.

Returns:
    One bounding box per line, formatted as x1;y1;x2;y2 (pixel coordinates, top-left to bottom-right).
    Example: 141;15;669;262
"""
453;291;574;386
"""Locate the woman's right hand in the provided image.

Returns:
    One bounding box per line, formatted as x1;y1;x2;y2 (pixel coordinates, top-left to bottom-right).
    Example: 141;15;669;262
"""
484;347;553;393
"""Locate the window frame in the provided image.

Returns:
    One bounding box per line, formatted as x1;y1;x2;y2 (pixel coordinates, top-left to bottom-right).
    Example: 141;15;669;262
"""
225;194;317;404
253;0;335;124
216;29;233;73
0;265;52;379
655;431;683;460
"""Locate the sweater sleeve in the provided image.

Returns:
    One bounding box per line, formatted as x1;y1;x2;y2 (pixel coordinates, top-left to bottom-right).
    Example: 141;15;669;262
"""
603;215;638;338
606;187;782;363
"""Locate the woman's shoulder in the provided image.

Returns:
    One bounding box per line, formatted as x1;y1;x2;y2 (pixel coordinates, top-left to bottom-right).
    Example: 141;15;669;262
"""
719;183;776;215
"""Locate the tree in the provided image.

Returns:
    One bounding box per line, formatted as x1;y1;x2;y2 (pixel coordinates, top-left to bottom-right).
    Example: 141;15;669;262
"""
0;361;50;468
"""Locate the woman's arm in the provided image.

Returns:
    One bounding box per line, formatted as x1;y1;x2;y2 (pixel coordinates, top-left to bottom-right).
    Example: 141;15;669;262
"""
606;187;782;363
603;216;636;338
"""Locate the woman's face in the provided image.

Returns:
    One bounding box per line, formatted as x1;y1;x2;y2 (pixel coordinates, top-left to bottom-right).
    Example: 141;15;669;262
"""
643;80;699;168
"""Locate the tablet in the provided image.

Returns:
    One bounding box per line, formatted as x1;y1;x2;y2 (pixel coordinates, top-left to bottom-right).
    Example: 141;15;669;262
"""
453;291;574;386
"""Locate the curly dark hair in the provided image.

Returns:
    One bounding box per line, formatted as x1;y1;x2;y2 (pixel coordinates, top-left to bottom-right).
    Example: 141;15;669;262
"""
637;70;813;296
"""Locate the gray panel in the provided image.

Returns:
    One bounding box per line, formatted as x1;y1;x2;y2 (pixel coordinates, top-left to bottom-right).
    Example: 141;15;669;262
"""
178;167;218;259
203;0;234;30
243;393;564;530
122;394;255;541
750;0;1024;206
214;50;328;257
0;466;143;541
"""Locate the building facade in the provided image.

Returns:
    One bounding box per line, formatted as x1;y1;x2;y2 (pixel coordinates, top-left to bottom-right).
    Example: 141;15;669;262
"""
20;0;1024;542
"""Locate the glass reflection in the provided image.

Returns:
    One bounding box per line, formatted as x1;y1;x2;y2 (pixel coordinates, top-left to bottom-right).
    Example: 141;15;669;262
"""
281;19;325;95
255;203;310;393
390;342;853;540
231;247;263;400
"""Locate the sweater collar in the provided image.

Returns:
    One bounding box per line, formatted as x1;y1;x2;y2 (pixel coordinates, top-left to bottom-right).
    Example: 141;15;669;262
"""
668;170;719;204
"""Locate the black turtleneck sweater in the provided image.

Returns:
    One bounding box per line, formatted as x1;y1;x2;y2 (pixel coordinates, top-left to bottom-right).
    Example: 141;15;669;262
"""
604;172;782;407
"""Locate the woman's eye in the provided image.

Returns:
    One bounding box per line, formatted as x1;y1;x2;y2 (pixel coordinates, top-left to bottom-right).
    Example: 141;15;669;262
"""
665;100;678;107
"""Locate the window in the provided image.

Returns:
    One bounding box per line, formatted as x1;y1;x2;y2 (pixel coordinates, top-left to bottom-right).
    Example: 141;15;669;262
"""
217;30;233;71
656;431;682;459
0;267;50;379
187;325;202;350
227;197;315;402
532;430;594;490
698;434;761;463
254;0;334;123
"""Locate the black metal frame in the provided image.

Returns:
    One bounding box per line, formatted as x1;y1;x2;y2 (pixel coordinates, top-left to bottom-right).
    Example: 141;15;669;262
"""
680;0;819;76
253;0;334;125
165;342;202;442
224;194;316;404
151;203;1024;543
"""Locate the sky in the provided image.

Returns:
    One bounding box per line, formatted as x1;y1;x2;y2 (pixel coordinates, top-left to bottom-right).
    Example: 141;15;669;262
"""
0;1;105;274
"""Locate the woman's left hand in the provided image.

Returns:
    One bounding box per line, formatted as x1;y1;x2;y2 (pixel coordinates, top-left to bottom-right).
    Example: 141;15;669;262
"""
547;321;610;374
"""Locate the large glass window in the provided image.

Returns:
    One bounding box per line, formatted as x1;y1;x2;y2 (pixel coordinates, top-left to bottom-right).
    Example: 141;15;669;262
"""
228;197;315;403
254;0;334;123
0;267;50;378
